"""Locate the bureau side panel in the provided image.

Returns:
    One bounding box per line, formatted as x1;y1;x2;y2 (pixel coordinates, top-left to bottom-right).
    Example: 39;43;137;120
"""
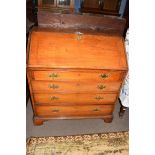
27;69;37;116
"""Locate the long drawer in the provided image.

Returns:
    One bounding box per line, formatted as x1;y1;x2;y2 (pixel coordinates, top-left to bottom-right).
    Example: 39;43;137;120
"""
35;105;114;117
31;81;121;93
32;70;123;82
34;93;117;105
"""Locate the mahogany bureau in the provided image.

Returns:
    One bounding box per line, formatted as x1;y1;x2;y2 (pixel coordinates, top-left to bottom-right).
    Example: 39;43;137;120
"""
27;30;128;125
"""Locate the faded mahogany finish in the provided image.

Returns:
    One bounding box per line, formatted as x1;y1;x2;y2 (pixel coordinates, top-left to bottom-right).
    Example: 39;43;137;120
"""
37;12;126;36
27;30;128;125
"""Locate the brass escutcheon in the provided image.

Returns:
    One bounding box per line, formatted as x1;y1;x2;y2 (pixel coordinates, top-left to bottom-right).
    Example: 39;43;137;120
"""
48;73;59;79
92;108;100;112
51;109;59;112
49;84;59;89
100;73;109;79
97;84;106;90
50;96;59;100
95;96;104;100
75;32;83;40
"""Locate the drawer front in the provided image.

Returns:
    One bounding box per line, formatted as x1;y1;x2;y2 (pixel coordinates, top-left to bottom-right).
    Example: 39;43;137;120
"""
31;81;121;93
32;70;123;82
34;93;117;105
35;105;114;117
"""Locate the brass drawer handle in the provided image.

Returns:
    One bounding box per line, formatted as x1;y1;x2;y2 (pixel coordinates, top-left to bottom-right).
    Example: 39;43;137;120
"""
100;74;108;79
97;84;106;90
92;108;100;112
48;73;59;79
49;84;59;89
51;109;59;112
50;96;59;100
95;96;104;100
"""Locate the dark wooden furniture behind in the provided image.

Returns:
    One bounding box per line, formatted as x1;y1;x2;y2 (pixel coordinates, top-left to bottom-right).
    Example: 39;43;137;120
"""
119;98;128;118
37;0;74;13
81;0;122;16
123;0;129;37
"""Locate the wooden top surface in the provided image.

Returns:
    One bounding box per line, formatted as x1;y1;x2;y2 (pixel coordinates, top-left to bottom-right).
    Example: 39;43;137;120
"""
37;11;126;36
27;31;128;70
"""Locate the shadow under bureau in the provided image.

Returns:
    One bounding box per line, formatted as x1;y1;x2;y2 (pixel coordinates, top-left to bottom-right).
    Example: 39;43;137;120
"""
27;30;128;125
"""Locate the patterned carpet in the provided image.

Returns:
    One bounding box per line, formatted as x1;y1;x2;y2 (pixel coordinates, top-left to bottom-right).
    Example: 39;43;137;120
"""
27;131;129;155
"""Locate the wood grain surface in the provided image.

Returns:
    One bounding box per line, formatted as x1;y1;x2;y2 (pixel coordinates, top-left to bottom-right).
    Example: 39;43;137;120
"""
34;93;117;105
27;29;128;125
32;70;123;82
35;105;114;117
37;12;126;35
31;81;121;93
28;31;128;70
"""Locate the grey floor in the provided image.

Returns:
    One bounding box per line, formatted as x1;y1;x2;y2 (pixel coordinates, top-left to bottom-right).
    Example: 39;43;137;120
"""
26;100;129;139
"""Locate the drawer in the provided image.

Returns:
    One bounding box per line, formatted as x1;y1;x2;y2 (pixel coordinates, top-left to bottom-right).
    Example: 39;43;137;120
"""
34;93;117;105
31;81;121;93
32;70;123;82
35;105;114;117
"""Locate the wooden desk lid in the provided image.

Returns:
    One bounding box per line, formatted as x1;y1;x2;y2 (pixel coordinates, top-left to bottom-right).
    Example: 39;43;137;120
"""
27;31;128;70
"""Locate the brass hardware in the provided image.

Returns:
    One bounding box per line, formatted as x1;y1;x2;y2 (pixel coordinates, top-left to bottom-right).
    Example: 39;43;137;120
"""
48;73;59;79
95;96;104;100
92;108;100;112
49;84;59;89
51;109;59;112
100;74;108;79
75;32;83;40
97;84;106;90
50;96;59;100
